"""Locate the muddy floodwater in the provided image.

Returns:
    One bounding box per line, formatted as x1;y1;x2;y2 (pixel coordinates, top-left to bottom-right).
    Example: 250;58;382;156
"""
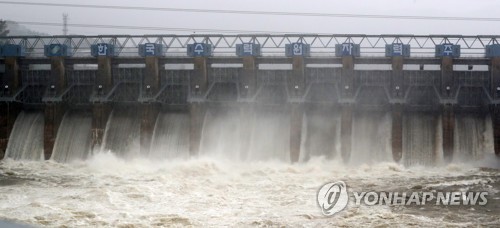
0;154;498;227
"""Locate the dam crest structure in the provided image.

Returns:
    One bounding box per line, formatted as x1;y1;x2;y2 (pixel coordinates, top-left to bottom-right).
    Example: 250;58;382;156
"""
0;34;500;164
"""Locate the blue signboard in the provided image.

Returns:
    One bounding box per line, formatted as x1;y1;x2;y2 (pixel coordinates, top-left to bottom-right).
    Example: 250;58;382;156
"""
91;43;115;57
0;44;26;57
187;43;213;57
435;44;460;58
385;43;410;57
486;44;500;58
335;43;360;57
285;43;310;57
139;43;164;57
44;44;71;57
236;43;261;57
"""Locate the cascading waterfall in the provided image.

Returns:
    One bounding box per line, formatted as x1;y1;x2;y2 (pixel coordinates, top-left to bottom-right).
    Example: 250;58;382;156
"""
5;111;45;160
51;111;93;163
149;112;190;159
101;107;141;158
402;113;439;166
454;113;492;162
247;108;290;162
301;110;340;160
199;108;242;160
350;111;392;165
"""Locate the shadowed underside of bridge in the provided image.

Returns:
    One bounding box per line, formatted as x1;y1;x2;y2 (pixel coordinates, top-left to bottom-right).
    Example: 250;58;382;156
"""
1;34;500;163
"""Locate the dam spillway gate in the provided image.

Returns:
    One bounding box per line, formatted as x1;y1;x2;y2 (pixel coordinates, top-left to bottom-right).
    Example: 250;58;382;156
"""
1;34;500;164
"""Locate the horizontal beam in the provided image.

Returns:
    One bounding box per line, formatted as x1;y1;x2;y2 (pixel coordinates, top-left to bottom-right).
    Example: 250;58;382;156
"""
1;57;491;66
0;34;498;58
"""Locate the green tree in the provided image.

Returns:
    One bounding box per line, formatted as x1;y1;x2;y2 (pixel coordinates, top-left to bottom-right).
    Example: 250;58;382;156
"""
0;19;9;36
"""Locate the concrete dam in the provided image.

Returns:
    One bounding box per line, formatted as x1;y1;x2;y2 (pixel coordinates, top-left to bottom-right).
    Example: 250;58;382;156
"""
1;34;500;165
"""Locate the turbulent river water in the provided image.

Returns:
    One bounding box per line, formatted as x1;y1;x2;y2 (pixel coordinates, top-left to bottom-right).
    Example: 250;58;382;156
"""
0;154;499;227
0;110;499;227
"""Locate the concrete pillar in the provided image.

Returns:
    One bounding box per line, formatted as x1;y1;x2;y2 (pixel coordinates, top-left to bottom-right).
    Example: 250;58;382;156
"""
0;103;21;159
391;56;404;98
44;103;65;160
91;104;111;149
340;56;354;162
491;58;500;156
191;57;209;96
239;57;257;160
189;57;209;156
144;56;160;95
491;58;500;99
241;56;257;98
290;104;303;163
340;105;352;162
492;106;500;156
391;57;404;162
3;57;21;94
92;57;114;149
43;57;68;160
441;57;455;98
289;56;305;163
189;103;205;156
441;57;455;162
49;57;66;94
341;56;355;98
140;104;159;155
391;104;403;162
140;57;161;155
442;104;455;162
1;58;22;159
96;56;113;93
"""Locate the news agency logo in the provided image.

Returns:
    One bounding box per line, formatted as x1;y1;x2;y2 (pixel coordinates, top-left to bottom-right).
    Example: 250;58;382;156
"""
317;181;489;217
317;181;349;216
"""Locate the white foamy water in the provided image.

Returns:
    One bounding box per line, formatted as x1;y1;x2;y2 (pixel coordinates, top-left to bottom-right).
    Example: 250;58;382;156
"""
0;153;498;227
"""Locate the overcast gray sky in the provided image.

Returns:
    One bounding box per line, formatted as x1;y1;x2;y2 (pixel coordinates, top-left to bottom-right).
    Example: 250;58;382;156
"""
0;0;499;35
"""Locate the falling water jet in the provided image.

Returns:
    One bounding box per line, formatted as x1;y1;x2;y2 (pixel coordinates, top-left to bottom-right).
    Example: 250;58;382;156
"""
350;111;392;166
5;111;45;161
199;108;241;160
101;106;141;158
402;112;439;166
149;111;190;160
51;111;93;163
301;108;340;161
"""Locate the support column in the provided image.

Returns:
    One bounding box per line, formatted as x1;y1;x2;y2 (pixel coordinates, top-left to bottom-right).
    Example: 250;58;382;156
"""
1;58;22;159
144;56;160;95
289;56;305;163
189;103;205;156
0;103;20;159
442;104;455;162
239;57;257;160
391;56;404;162
3;57;21;93
290;104;303;163
491;57;500;156
340;56;354;162
392;104;403;162
241;56;257;98
91;104;111;149
189;57;209;156
49;57;66;94
140;57;161;155
44;103;65;160
441;57;455;162
43;57;67;160
96;56;113;93
92;57;113;149
140;104;159;155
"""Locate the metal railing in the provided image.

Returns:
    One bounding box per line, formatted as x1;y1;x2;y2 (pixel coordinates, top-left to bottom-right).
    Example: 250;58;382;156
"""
1;34;499;58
